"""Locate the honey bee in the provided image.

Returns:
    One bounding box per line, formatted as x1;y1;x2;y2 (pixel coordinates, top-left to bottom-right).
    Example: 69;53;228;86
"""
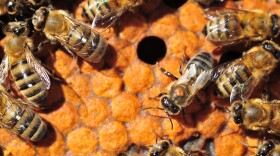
32;7;108;63
203;8;280;46
231;98;280;136
148;138;186;156
253;140;280;156
0;21;50;107
7;0;49;16
156;52;214;116
0;85;47;142
0;0;7;15
213;40;280;103
82;0;145;27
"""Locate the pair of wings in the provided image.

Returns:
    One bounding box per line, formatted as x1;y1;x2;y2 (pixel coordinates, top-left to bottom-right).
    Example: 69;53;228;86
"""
175;63;212;98
91;0;137;31
0;45;50;90
211;53;261;103
204;8;261;44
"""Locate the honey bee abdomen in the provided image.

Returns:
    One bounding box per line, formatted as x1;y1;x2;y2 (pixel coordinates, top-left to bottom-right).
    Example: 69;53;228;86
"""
67;24;107;62
82;0;118;20
10;60;48;105
187;52;214;72
215;65;251;98
21;114;47;141
207;14;242;42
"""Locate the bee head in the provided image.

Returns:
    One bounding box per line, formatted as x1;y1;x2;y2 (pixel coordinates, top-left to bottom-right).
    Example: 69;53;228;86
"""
161;96;181;115
5;21;32;36
232;102;244;124
257;141;275;156
32;7;49;31
7;0;20;15
262;40;280;59
149;140;172;156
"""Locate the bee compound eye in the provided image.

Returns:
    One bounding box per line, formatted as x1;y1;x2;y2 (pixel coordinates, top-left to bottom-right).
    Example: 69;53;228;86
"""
233;103;243;112
151;151;159;156
233;116;243;124
161;142;169;150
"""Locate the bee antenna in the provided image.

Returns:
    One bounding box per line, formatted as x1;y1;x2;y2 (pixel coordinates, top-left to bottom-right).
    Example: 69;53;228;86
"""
238;141;258;149
143;106;164;111
165;112;174;130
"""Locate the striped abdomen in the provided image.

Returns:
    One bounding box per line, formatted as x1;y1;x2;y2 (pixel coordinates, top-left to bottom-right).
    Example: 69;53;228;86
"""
82;0;119;20
65;23;108;63
10;60;48;106
215;65;252;97
206;14;243;42
186;52;214;74
0;98;47;141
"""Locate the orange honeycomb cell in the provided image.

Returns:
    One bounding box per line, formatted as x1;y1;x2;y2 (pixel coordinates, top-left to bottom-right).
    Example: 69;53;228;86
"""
91;72;123;98
112;92;141;122
80;97;110;128
40;102;79;134
167;30;199;58
0;129;14;144
52;50;78;79
94;150;116;156
150;9;180;38
67;74;91;100
61;84;83;106
215;133;246;156
124;61;154;93
179;2;208;32
98;121;128;152
197;108;226;138
4;140;35;156
243;0;267;11
119;12;148;43
128;115;163;146
67;128;98;155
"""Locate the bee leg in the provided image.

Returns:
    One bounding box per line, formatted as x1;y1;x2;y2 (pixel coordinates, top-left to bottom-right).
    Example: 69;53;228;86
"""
149;92;167;100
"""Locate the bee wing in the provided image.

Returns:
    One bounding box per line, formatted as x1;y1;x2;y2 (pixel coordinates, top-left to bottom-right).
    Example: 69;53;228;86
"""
0;55;9;85
191;70;212;93
204;7;249;20
230;76;259;104
91;0;135;31
25;46;51;89
210;60;236;82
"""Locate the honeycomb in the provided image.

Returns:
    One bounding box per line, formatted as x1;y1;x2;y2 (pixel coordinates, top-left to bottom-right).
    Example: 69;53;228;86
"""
0;0;280;156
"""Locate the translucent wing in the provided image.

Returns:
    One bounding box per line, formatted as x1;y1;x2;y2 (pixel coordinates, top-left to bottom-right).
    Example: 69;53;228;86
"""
229;76;259;104
25;45;50;89
55;15;107;63
204;7;249;20
210;60;237;82
192;70;212;91
0;55;9;84
91;0;136;30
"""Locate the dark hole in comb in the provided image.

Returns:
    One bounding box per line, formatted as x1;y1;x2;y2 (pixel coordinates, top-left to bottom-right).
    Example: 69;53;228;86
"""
162;0;187;9
137;36;166;65
219;51;242;64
